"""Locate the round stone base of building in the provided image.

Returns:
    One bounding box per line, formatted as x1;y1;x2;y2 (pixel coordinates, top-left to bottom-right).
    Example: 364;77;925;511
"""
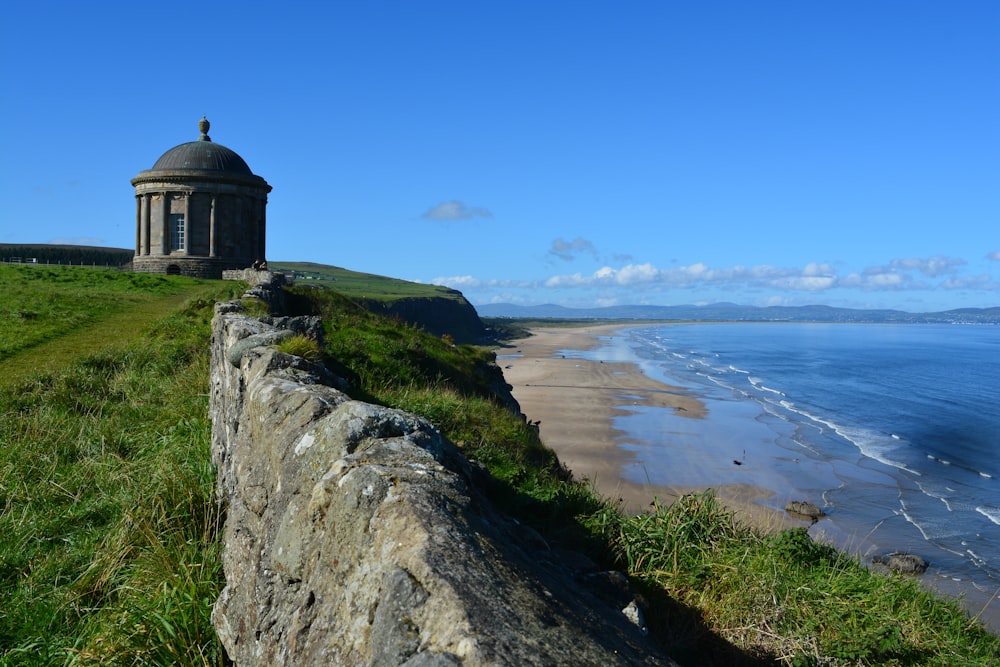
132;256;253;279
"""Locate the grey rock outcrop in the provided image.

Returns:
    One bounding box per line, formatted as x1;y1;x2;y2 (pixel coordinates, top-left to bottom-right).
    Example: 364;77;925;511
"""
785;500;826;522
209;293;679;665
872;552;929;575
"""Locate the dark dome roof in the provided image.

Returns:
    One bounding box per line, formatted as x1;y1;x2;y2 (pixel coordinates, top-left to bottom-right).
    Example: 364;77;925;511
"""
148;118;255;176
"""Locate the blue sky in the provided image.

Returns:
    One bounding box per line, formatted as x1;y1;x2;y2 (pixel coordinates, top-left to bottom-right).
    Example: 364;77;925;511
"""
1;2;997;311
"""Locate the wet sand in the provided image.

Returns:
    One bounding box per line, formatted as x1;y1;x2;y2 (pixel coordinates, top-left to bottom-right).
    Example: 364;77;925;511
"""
497;325;800;531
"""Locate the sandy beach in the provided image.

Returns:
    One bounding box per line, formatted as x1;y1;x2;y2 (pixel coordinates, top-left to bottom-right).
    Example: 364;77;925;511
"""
497;325;800;531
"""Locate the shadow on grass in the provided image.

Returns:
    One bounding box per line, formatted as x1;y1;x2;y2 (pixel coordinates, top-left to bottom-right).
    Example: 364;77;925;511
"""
474;473;782;667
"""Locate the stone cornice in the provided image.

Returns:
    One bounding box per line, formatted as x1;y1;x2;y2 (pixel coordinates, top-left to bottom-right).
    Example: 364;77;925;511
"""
131;169;271;192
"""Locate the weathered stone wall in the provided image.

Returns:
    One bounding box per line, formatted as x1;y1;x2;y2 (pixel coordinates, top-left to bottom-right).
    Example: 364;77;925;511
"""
209;281;679;666
133;255;250;278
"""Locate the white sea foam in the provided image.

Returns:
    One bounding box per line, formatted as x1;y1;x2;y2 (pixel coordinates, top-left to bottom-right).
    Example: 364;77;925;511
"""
748;376;785;397
900;506;966;541
925;454;996;481
900;509;934;540
775;400;923;476
976;506;1000;526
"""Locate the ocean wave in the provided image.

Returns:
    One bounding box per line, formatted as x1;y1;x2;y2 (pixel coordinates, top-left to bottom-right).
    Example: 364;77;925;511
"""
698;371;737;392
925;454;997;481
899;508;935;541
774;400;924;476
899;506;965;541
976;506;1000;526
748;376;786;397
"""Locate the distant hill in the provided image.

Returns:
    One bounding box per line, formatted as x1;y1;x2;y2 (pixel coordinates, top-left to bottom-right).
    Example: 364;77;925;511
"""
476;302;1000;324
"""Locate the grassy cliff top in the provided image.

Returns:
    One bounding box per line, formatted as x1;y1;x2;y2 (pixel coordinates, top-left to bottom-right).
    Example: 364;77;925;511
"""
270;261;465;303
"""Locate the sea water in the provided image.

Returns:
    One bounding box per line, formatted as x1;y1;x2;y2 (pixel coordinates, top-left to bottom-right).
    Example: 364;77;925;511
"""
575;323;1000;627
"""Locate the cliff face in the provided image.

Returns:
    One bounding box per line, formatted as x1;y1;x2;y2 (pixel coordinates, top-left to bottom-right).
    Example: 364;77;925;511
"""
208;283;678;666
358;295;486;344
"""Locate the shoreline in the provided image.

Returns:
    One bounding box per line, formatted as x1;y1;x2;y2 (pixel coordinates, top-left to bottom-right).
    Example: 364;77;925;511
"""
497;323;1000;632
497;325;802;532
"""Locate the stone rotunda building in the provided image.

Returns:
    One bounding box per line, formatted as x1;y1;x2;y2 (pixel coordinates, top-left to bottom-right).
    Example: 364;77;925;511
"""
131;118;271;278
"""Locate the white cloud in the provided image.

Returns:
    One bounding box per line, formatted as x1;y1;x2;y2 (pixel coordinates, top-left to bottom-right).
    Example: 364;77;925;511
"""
544;272;589;288
773;275;837;291
987;250;1000;262
431;275;536;290
940;274;999;291
536;257;976;294
443;251;996;308
421;200;493;221
549;237;598;261
431;275;483;289
888;255;965;277
859;272;907;289
546;262;830;291
613;262;660;285
803;262;835;277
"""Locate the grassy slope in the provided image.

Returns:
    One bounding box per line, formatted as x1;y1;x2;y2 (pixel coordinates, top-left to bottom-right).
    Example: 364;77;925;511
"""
0;266;226;387
0;265;242;665
269;261;466;303
1;266;997;666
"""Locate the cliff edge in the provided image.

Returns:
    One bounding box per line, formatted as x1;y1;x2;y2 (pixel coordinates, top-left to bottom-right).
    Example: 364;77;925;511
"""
208;278;679;666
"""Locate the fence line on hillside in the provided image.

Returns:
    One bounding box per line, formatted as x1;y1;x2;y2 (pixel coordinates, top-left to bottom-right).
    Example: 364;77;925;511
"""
1;257;129;269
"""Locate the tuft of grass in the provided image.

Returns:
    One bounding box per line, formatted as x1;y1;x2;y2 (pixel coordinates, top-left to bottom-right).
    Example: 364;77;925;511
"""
237;296;270;317
276;334;323;361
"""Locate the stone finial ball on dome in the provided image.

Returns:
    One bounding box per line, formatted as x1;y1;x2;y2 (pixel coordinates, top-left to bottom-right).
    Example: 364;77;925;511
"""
198;116;211;142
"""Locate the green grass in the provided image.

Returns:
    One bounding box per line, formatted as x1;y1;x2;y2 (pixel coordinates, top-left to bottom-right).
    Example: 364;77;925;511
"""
584;494;999;666
270;261;466;303
0;265;216;366
1;268;997;666
0;268;241;665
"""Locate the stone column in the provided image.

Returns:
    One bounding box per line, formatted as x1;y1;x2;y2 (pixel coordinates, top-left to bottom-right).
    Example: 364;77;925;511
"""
251;197;260;260
183;193;190;254
161;192;171;255
260;195;267;260
209;195;217;257
141;194;151;255
135;195;141;254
